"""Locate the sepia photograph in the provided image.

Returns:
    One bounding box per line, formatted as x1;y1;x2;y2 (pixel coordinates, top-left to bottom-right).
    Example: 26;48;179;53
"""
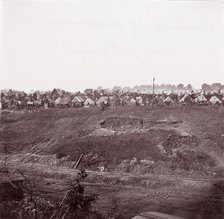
0;0;224;218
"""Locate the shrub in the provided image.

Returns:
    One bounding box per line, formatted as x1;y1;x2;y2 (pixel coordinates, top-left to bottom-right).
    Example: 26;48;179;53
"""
0;196;55;219
51;169;102;219
0;169;102;219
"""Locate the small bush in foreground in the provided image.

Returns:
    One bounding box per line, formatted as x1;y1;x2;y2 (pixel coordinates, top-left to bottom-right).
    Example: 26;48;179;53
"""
0;196;55;219
0;169;102;219
55;169;100;219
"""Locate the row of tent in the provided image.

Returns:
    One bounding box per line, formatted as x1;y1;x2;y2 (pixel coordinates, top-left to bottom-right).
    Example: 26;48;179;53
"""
1;95;117;109
54;95;126;108
179;93;224;105
1;91;224;110
54;96;95;107
52;95;175;108
18;94;224;108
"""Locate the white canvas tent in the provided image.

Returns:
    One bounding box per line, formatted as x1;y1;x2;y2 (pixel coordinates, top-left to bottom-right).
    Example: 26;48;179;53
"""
129;97;137;106
72;96;84;103
209;96;222;105
72;96;84;107
179;94;188;103
136;96;144;106
195;94;207;103
84;98;95;107
163;96;174;104
55;97;71;106
96;96;108;106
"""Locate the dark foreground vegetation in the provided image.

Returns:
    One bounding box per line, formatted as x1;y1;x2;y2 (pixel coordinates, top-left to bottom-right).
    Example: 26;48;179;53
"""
0;168;103;219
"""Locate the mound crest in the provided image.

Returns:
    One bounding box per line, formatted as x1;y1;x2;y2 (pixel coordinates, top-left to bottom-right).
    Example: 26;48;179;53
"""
100;117;143;130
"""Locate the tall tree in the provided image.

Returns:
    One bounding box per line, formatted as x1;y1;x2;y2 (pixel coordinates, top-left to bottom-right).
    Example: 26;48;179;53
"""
202;83;211;92
177;83;184;90
186;84;193;91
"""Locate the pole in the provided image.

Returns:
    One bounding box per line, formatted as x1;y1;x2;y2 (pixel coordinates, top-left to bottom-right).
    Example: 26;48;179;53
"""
152;77;155;97
0;89;2;122
152;77;155;108
74;154;84;169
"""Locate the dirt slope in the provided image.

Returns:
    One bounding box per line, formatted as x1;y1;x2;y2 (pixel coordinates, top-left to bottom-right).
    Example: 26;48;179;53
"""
1;106;224;176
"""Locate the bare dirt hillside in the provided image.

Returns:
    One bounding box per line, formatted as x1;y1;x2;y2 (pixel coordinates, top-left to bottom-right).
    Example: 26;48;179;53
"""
1;106;224;176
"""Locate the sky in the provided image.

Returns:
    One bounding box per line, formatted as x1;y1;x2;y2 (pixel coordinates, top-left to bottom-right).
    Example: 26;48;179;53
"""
1;0;224;92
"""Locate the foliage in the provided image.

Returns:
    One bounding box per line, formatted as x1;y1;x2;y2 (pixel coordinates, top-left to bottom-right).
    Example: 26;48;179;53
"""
202;83;224;92
0;196;55;219
0;169;101;219
56;169;100;219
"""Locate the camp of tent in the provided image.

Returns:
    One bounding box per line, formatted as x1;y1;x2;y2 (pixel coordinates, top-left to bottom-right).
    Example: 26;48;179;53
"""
1;89;224;110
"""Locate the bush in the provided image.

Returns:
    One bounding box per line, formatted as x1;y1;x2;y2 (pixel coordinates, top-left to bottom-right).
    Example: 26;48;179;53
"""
0;196;55;219
0;169;102;219
57;169;99;218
